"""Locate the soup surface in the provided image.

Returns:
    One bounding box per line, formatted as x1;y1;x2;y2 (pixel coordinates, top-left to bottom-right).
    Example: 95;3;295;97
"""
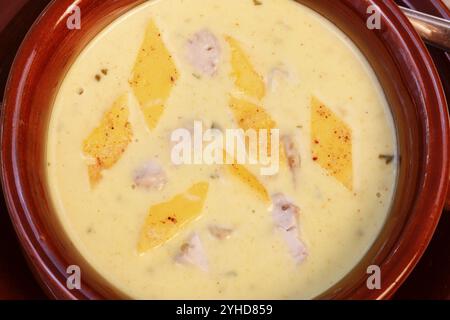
47;0;397;299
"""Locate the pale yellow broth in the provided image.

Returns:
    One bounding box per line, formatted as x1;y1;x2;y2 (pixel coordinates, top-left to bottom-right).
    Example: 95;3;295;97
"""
46;0;397;299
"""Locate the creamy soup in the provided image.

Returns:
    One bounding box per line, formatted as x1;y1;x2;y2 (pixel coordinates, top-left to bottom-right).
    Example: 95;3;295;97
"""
46;0;397;299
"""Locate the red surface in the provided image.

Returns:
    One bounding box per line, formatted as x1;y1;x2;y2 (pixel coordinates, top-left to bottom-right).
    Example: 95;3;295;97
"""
0;0;52;300
0;0;448;300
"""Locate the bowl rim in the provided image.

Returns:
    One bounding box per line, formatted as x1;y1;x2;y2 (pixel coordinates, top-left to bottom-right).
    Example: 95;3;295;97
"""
1;0;449;300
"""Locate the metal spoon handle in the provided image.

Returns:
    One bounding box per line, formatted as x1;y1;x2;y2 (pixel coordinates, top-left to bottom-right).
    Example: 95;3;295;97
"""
400;6;450;51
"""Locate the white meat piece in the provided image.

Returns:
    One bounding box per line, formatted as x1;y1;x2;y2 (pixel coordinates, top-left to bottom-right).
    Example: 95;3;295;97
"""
267;66;290;91
133;161;167;190
208;225;233;240
186;30;221;76
175;233;209;272
282;135;301;184
272;193;307;264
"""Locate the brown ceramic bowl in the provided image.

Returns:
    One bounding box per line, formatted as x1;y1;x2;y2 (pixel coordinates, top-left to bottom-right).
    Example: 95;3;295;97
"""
1;0;449;300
